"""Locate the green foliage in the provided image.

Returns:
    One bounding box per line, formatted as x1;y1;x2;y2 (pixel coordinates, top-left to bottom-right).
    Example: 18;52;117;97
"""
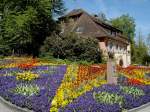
121;86;144;97
97;12;108;23
12;84;40;96
93;91;124;106
146;33;150;50
144;34;150;65
75;60;94;65
39;57;93;65
110;14;136;63
111;14;136;43
143;54;150;65
134;32;148;65
0;0;65;56
40;32;102;63
0;55;4;59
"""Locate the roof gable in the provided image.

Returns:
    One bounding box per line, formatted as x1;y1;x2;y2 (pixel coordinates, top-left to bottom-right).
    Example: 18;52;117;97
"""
72;13;108;37
60;9;122;33
59;9;129;43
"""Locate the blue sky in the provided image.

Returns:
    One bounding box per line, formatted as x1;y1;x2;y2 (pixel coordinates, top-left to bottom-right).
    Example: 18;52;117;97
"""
63;0;150;38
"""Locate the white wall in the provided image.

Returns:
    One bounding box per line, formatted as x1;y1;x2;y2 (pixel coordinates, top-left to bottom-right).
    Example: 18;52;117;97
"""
106;40;131;67
126;44;131;65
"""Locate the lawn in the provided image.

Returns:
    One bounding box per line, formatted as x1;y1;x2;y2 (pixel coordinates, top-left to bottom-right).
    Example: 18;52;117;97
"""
0;57;149;112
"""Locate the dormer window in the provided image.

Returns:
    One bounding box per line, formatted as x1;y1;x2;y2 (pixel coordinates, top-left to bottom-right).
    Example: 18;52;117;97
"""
111;31;116;36
108;30;116;36
60;28;64;34
76;27;84;33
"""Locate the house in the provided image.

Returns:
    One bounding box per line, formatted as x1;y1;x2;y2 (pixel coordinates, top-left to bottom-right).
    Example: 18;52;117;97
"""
59;9;131;67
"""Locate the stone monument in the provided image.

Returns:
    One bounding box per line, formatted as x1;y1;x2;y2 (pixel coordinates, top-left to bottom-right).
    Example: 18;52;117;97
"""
107;53;118;84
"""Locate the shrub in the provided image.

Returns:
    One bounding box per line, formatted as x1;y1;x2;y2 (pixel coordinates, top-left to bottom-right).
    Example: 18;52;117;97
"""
0;55;5;59
40;32;102;63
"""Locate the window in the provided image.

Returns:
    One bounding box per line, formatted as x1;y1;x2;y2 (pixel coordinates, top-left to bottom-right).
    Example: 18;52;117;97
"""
128;51;130;54
109;42;113;50
76;27;84;33
110;43;113;49
112;31;116;36
120;46;122;52
115;44;118;52
110;30;116;36
124;47;126;52
60;28;64;34
116;44;119;49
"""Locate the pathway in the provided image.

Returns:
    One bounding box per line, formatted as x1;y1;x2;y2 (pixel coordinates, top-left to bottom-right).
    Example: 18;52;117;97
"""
0;98;150;112
0;100;20;112
135;105;150;112
0;97;31;112
128;103;150;112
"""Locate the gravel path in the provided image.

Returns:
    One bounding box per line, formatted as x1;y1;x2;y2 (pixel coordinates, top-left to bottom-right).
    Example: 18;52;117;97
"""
0;100;20;112
0;97;32;112
0;98;149;112
128;102;150;112
135;105;150;112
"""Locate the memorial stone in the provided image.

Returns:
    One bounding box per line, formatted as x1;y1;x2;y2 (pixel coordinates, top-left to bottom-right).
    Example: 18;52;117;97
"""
107;59;118;84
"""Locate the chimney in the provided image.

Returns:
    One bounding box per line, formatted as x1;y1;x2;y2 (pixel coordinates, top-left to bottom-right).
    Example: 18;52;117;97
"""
94;14;98;18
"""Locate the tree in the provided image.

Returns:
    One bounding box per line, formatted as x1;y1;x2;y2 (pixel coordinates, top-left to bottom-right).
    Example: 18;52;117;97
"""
134;31;148;65
146;33;150;54
110;14;136;63
0;0;65;56
111;14;135;42
143;54;150;65
97;12;108;22
40;32;102;63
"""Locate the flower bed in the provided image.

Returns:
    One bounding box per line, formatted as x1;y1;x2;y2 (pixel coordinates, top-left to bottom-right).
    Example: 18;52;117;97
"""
50;65;106;111
118;65;150;85
0;63;66;112
59;84;150;112
0;58;150;112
